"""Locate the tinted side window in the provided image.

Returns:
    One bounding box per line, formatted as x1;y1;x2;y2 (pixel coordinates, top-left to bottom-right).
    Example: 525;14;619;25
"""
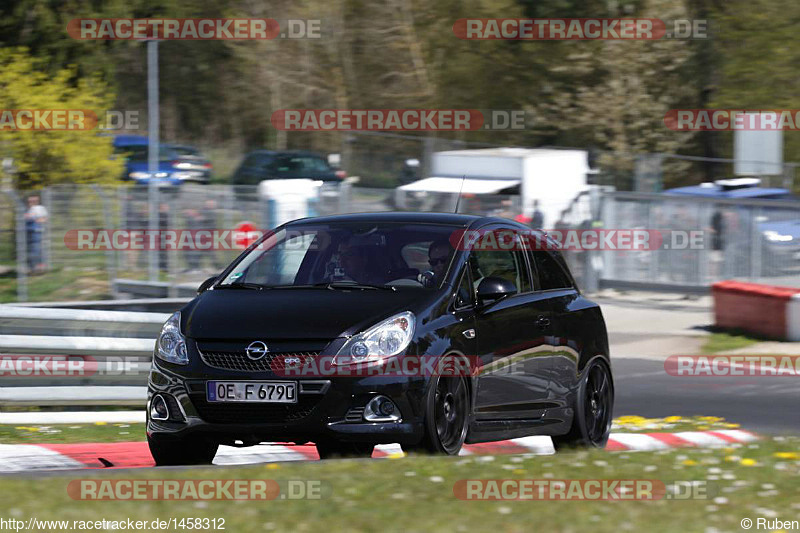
532;251;573;290
471;249;530;294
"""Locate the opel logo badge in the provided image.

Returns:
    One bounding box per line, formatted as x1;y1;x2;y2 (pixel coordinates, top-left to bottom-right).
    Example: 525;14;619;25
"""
245;341;269;361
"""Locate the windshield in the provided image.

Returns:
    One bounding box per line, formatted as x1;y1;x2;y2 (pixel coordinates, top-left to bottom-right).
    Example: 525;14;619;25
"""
217;222;458;290
267;155;331;176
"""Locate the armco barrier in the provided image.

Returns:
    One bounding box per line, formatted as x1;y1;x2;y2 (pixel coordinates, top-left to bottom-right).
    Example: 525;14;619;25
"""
712;280;800;341
0;305;164;406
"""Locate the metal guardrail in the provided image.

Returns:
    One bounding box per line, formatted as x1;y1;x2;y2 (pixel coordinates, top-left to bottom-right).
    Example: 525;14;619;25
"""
0;305;167;338
0;386;145;406
0;305;164;407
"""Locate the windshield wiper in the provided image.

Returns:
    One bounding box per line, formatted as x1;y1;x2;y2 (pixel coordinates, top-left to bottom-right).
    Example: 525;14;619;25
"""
320;281;396;291
214;282;267;290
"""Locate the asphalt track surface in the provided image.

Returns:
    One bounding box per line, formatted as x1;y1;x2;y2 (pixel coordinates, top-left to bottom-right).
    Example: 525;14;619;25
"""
613;357;800;434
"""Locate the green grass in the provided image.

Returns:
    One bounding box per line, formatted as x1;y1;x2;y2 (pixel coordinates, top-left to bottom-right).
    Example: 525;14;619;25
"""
0;266;111;303
0;436;797;532
0;423;144;444
700;332;760;354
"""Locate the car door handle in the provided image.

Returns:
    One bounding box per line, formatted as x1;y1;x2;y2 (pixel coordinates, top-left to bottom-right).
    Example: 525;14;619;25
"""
536;316;551;329
463;329;476;339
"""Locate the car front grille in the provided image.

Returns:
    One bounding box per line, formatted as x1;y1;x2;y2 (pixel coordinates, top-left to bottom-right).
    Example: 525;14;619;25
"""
189;394;322;424
198;349;321;373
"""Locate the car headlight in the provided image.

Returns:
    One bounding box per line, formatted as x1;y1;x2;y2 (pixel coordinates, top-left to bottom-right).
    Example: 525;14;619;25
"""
155;312;188;365
129;171;150;180
333;311;415;366
764;230;793;243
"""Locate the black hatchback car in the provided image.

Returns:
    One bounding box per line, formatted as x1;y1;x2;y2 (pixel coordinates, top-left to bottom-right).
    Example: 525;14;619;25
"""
147;212;613;465
231;150;344;186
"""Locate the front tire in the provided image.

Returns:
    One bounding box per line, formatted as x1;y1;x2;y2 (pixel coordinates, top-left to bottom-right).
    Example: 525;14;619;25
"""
552;358;614;451
403;375;469;455
148;434;218;466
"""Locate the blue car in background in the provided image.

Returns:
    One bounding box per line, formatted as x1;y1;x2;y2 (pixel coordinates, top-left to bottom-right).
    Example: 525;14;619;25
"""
113;135;212;185
664;179;800;275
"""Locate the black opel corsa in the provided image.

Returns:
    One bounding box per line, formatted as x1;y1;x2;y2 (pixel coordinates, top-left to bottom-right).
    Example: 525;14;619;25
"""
147;212;613;465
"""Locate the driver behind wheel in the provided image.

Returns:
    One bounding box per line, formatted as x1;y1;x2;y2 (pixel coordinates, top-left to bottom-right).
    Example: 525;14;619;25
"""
427;239;452;284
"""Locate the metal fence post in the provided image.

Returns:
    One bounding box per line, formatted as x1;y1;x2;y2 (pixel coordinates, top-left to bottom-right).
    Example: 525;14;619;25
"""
10;191;27;301
751;206;762;281
168;204;177;298
41;187;52;271
602;194;616;283
92;185;119;298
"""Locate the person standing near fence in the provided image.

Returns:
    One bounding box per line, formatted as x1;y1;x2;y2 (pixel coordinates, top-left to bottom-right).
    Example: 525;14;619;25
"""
531;200;544;229
24;195;47;274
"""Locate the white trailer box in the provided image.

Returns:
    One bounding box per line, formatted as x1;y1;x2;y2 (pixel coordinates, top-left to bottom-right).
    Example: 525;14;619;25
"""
399;148;590;227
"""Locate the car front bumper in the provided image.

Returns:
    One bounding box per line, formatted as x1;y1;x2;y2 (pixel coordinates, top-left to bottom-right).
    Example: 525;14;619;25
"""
146;360;428;446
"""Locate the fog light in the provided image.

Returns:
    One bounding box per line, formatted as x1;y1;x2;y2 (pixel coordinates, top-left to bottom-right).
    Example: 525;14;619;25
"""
364;395;401;422
150;394;170;421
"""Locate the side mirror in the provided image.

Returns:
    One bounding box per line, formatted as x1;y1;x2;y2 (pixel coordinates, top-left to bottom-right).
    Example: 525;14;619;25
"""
476;277;516;307
197;276;218;294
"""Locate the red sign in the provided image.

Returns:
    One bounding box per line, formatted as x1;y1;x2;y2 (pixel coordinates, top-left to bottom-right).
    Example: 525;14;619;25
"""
233;222;260;249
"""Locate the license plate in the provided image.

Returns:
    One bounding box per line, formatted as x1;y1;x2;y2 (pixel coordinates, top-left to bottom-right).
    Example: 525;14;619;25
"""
207;381;297;404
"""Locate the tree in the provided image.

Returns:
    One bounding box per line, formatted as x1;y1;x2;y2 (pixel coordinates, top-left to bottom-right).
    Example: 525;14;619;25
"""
0;48;123;188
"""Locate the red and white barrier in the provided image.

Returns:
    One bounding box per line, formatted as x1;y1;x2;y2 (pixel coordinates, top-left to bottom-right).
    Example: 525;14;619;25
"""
712;281;800;341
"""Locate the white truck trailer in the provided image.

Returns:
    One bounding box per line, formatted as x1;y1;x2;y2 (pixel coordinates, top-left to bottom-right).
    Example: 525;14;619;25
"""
396;147;591;227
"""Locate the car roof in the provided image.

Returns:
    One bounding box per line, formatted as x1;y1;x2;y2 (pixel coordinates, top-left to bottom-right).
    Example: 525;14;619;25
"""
663;185;792;198
286;211;529;229
113;135;149;147
244;149;325;158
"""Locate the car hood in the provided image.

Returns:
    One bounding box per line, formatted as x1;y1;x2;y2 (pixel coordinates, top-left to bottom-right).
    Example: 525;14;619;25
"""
182;288;431;341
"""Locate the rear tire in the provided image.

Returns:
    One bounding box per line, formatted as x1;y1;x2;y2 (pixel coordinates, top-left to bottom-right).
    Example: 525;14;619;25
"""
403;375;469;455
315;440;374;459
148;435;218;466
552;358;614;451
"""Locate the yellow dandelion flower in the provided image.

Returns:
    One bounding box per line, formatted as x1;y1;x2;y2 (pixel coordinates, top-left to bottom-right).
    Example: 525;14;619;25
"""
739;458;757;466
682;460;698;466
265;463;280;469
663;416;683;423
773;452;800;460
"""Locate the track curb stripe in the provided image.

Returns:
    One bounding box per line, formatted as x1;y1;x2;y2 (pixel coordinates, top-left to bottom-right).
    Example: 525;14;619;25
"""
0;430;760;472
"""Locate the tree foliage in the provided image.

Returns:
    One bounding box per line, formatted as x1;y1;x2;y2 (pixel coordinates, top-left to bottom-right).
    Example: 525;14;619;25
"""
0;0;797;188
0;48;122;188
